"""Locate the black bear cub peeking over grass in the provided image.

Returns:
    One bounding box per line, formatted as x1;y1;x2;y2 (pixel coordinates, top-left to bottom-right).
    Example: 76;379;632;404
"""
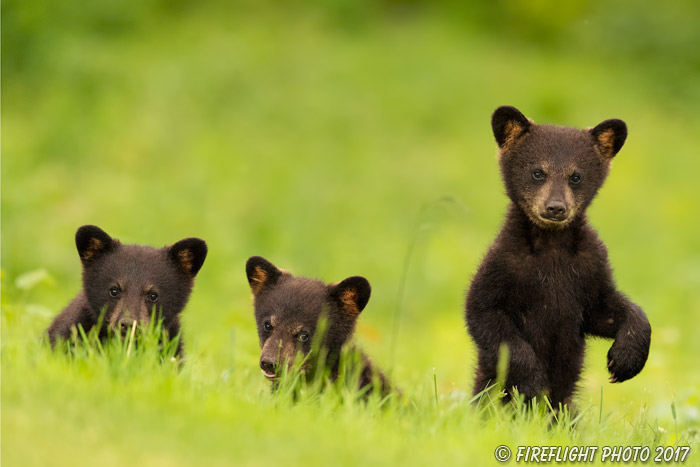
466;106;651;408
47;225;207;356
246;256;389;395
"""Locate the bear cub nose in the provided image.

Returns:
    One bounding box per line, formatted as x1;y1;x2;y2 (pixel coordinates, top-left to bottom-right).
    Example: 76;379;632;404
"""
544;200;567;220
260;357;277;376
118;316;137;335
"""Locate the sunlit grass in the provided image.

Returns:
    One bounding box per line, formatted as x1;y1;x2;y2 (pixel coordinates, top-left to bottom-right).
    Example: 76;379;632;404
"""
2;286;697;466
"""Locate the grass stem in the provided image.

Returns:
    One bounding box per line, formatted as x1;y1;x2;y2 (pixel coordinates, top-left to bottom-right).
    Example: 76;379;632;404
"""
126;321;137;358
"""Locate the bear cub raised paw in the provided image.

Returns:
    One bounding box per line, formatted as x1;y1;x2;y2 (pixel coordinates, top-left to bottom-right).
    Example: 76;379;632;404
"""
246;256;390;395
47;225;207;355
465;106;651;407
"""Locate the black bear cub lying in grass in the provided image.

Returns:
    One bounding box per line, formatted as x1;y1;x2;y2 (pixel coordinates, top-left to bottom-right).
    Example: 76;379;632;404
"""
246;256;389;395
47;225;207;355
466;106;651;408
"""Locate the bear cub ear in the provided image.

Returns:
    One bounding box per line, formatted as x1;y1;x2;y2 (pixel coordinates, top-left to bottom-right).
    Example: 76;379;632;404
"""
246;256;285;296
75;225;116;264
491;105;531;150
590;118;627;159
328;276;371;318
169;238;208;277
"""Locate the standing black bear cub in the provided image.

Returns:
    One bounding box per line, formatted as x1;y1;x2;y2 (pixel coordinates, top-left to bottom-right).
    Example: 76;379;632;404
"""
47;225;207;355
246;256;389;394
466;106;651;407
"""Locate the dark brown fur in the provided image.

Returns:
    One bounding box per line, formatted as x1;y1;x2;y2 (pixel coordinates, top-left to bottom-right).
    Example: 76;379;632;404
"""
465;106;651;407
47;225;207;355
246;256;390;395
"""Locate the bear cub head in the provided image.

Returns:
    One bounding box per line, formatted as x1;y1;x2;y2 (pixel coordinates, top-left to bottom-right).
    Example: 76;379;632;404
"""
245;256;371;380
76;225;207;334
492;105;627;229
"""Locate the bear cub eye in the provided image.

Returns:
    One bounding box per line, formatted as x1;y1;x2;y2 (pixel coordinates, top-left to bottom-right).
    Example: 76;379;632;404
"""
569;173;581;185
109;287;120;298
148;292;159;303
297;332;310;343
532;169;546;181
263;321;273;333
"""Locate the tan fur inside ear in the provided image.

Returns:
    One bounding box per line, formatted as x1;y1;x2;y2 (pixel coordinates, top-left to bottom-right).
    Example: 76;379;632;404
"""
595;129;616;158
250;266;268;295
177;249;194;274
81;237;104;261
339;288;360;317
502;120;527;151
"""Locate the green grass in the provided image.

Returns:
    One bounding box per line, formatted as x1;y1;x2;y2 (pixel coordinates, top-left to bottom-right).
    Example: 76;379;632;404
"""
2;321;689;466
2;2;700;465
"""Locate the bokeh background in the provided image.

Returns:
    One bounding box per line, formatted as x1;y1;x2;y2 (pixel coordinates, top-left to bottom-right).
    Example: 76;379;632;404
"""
3;1;700;465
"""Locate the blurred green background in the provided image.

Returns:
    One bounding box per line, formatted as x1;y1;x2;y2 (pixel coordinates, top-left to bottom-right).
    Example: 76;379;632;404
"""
2;1;700;465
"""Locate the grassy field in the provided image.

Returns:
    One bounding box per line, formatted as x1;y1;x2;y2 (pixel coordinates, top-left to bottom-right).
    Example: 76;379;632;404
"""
2;2;700;465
